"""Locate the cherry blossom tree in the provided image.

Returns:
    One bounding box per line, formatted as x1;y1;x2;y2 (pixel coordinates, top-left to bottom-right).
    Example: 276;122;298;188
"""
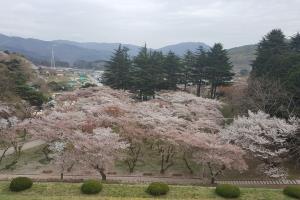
18;88;130;180
48;141;78;180
73;128;128;180
220;110;299;177
18;86;246;180
0;105;17;165
169;132;247;184
0;104;30;168
149;139;177;174
287;128;300;167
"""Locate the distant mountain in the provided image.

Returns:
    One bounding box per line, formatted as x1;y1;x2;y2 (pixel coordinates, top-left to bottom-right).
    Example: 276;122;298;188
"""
52;40;142;57
158;42;210;55
227;44;257;73
0;34;212;66
0;34;110;64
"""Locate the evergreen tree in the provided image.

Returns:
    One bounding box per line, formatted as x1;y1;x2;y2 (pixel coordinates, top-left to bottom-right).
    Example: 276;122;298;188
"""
181;50;195;91
102;45;131;89
291;32;300;52
248;29;300;117
193;47;208;97
162;51;181;90
130;45;163;100
207;43;234;99
149;51;165;91
251;29;289;79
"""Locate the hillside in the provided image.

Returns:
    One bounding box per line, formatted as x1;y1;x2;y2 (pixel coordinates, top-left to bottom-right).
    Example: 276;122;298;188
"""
0;34;211;65
0;34;108;64
0;34;258;74
0;51;48;107
227;44;257;74
158;42;210;55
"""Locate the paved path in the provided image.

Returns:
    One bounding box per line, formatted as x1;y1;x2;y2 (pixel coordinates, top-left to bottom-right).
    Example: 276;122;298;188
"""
216;179;300;185
0;173;299;186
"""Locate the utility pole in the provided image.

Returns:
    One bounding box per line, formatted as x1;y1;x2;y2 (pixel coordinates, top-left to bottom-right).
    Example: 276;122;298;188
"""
51;46;56;69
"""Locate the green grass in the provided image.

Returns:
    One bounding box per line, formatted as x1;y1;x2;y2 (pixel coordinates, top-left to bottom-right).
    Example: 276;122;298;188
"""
0;145;46;172
2;143;300;180
0;181;294;200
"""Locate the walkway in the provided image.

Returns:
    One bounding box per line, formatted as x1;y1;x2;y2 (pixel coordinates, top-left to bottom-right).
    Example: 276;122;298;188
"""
216;179;300;185
0;173;299;186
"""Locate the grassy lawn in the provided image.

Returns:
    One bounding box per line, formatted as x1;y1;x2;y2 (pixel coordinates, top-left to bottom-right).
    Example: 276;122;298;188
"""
1;143;300;180
0;181;294;200
0;145;47;173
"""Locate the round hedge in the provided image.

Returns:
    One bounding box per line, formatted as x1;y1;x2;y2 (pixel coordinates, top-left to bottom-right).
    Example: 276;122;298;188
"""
146;182;169;196
283;186;300;199
81;180;103;194
215;184;240;198
9;177;33;192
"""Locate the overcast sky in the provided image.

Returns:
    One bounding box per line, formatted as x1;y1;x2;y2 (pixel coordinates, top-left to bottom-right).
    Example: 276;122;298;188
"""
0;0;299;48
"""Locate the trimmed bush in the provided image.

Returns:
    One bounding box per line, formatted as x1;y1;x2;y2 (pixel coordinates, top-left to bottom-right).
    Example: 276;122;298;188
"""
9;177;33;192
81;180;103;194
283;186;300;199
215;184;240;198
146;182;169;196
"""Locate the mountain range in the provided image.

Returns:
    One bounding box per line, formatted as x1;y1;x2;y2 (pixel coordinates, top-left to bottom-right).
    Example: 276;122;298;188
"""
0;33;255;72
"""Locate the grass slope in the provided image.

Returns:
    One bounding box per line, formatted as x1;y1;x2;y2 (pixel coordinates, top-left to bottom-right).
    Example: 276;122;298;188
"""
0;182;294;200
227;44;257;73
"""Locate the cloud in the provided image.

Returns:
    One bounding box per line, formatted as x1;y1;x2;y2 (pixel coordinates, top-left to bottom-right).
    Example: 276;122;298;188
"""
0;0;299;48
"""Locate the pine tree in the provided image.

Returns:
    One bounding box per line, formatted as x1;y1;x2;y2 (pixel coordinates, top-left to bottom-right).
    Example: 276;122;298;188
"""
251;29;289;79
130;45;162;100
162;51;181;90
181;50;195;91
102;45;131;89
193;47;208;97
207;43;234;99
149;51;165;91
249;30;300;117
291;32;300;52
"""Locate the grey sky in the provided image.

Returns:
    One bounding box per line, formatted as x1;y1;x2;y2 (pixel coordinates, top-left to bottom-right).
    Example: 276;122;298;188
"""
0;0;299;48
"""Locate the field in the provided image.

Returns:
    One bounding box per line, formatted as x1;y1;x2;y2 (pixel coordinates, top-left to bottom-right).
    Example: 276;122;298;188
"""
0;181;294;200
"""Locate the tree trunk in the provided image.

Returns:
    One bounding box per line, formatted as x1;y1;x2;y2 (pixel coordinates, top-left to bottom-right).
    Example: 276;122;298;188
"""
207;162;216;185
99;169;106;181
160;156;174;174
129;167;134;173
196;83;201;97
0;147;9;165
67;162;75;172
210;83;215;99
126;144;141;173
42;145;51;161
183;153;193;174
60;172;64;180
207;162;225;185
213;85;217;99
160;154;165;174
126;160;135;173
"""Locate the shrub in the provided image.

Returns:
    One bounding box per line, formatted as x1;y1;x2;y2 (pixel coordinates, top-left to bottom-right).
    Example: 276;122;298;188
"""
9;177;33;192
283;186;300;199
146;182;169;196
215;184;240;198
81;83;97;88
81;180;103;194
